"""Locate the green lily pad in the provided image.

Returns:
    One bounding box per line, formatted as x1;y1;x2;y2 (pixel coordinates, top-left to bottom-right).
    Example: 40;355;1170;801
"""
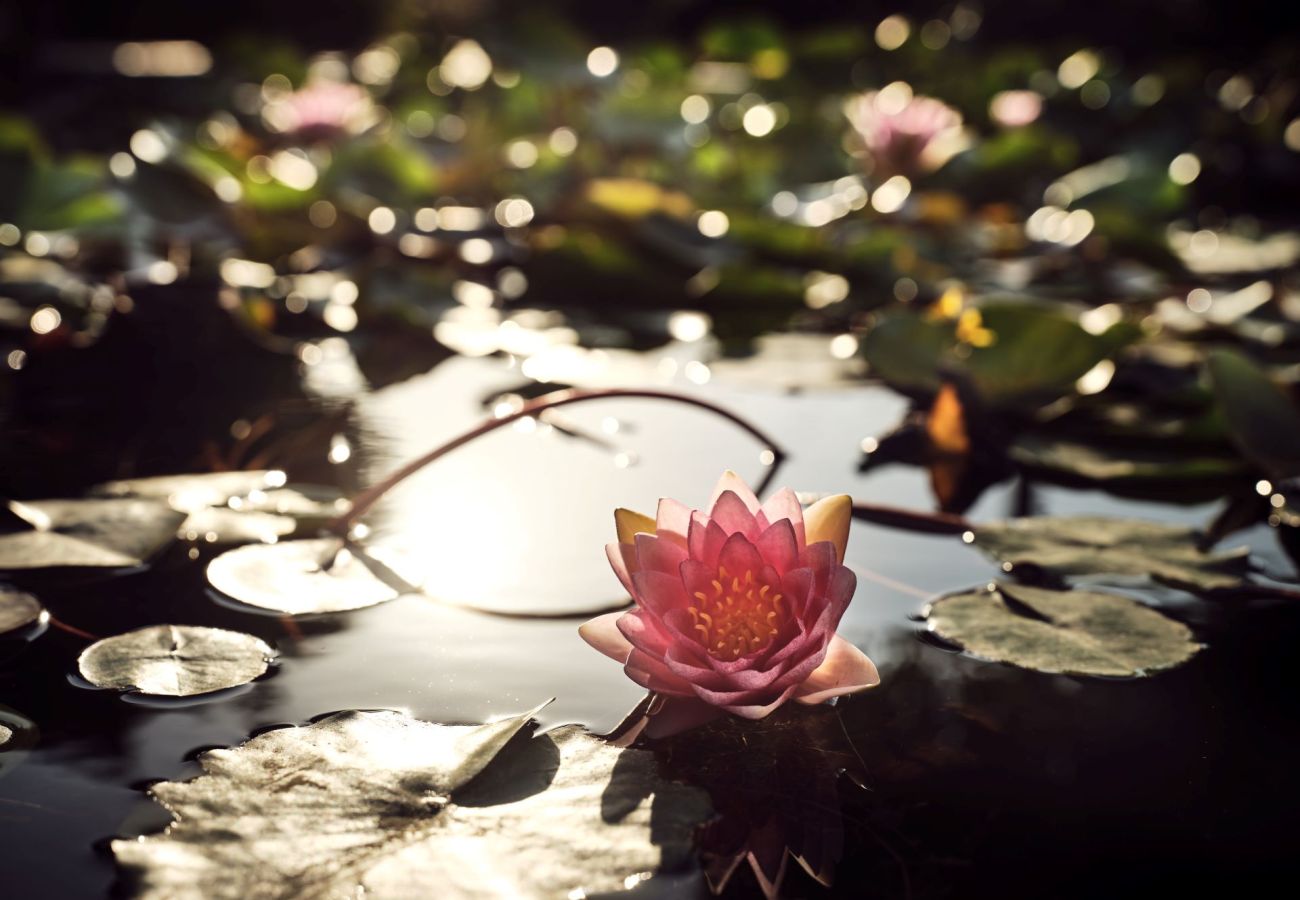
0;587;44;634
1206;349;1300;481
1009;436;1245;483
973;515;1249;592
0;498;187;569
926;581;1201;677
863;302;1138;409
77;625;275;697
112;704;711;899
206;539;414;614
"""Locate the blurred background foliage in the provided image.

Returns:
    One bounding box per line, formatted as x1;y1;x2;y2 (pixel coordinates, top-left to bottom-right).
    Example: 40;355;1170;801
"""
1;0;1299;521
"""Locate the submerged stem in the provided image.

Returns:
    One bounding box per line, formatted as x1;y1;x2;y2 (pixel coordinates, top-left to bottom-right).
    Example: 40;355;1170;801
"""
329;388;788;533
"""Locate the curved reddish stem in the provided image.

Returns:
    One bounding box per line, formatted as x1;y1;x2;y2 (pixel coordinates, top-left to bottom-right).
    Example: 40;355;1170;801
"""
329;388;788;533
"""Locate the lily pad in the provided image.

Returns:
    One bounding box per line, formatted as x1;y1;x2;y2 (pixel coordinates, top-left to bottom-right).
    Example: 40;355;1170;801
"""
92;471;287;513
0;586;44;634
206;539;414;614
925;581;1201;676
77;625;274;697
1206;349;1300;481
112;705;711;900
0;706;38;780
1009;436;1245;483
973;515;1249;592
0;498;187;569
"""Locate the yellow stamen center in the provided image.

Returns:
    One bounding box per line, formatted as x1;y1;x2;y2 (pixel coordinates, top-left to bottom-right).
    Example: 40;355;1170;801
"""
687;567;788;661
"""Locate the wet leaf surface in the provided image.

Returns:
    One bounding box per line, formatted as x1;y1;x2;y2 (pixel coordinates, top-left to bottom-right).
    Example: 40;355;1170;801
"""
925;581;1201;676
1206;349;1300;481
91;471;286;512
113;705;711;899
205;538;412;614
974;515;1250;591
0;586;43;634
77;625;274;697
1008;436;1245;483
0;498;187;569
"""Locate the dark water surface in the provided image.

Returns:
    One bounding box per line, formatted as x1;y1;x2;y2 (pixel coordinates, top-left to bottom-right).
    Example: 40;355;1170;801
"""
2;352;1299;898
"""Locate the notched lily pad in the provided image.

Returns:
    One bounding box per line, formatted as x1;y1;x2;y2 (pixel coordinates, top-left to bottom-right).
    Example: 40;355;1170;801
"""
0;498;187;569
206;538;415;614
0;586;44;634
78;625;274;697
925;581;1201;677
974;515;1249;592
112;705;712;899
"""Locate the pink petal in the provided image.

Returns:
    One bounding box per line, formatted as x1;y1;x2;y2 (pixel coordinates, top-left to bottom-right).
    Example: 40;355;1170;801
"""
635;532;688;575
655;498;692;546
755;519;798;575
688;514;730;567
617;609;671;656
606;542;638;596
710;490;760;539
719;684;799;719
717;531;764;579
803;494;851;564
631;570;690;619
625;648;695;696
579;612;633;663
759;488;805;544
794;634;881;704
709;470;761;512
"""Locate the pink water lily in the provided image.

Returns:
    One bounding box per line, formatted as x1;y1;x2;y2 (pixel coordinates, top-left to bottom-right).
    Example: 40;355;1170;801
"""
845;88;965;177
581;472;880;738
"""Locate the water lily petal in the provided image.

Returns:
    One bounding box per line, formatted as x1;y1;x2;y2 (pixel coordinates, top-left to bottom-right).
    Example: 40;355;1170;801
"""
655;498;692;545
606;542;637;596
615;508;656;545
756;519;798;574
710;490;760;539
688;513;730;567
631;570;690;619
625;649;695;696
709;470;761;513
617;609;671;656
579;612;633;663
719;684;799;719
635;532;688;575
759;488;805;544
717;531;765;580
794;635;881;704
804;494;851;564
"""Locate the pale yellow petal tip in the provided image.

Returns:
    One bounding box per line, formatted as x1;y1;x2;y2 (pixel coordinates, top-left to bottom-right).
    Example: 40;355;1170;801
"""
614;507;656;545
804;494;852;563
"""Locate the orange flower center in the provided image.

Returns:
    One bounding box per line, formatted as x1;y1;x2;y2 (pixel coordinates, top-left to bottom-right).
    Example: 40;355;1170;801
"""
688;566;787;661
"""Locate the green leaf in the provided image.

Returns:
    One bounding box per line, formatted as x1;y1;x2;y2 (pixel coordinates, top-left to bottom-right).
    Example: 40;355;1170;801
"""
973;515;1249;592
112;705;712;899
926;581;1201;677
1008;436;1245;483
77;625;275;697
1206;349;1300;480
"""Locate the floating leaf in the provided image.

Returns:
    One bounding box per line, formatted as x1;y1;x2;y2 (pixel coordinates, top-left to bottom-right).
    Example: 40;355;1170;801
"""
0;498;187;569
206;539;412;614
863;302;1137;408
0;586;44;634
1206;349;1300;481
113;706;711;900
78;625;274;697
1009;436;1245;483
93;472;345;546
0;706;37;780
926;581;1201;676
973;515;1249;591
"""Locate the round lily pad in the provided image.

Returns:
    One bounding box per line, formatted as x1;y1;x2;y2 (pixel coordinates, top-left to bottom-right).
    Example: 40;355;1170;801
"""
78;625;275;697
206;539;411;615
0;587;44;635
0;706;38;780
925;581;1201;677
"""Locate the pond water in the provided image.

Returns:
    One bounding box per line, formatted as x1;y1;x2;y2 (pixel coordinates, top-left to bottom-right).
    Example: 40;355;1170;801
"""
3;346;1298;898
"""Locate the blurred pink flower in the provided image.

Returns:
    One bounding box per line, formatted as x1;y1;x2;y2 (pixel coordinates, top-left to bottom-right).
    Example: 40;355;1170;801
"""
845;87;965;177
581;472;879;739
274;80;374;139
